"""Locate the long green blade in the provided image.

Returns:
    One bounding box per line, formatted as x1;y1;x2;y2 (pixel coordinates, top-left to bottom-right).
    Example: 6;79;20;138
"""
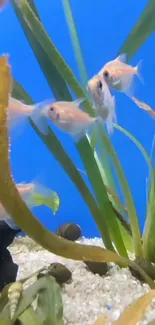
72;0;121;226
95;122;142;257
12;0;94;115
118;0;155;61
61;0;88;89
11;0;72;101
114;123;155;259
77;136;128;257
114;124;154;183
36;276;64;325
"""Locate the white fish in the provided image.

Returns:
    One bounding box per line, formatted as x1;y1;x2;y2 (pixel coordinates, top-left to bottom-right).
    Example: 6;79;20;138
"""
0;181;54;229
7;97;96;140
45;98;97;140
0;0;8;11
98;53;143;96
87;74;116;134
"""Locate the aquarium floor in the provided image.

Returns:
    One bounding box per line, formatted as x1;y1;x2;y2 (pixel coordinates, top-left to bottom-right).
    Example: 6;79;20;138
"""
9;237;155;325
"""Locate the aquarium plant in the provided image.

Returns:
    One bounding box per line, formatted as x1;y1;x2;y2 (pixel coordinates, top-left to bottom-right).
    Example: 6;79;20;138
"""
0;0;155;288
0;268;64;325
95;288;155;324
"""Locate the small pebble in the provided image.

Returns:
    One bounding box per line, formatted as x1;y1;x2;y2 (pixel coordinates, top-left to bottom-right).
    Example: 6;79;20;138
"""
47;262;72;284
84;261;110;276
56;223;82;241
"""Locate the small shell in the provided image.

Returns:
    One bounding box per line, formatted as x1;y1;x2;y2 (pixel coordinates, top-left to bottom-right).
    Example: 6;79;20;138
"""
8;282;23;319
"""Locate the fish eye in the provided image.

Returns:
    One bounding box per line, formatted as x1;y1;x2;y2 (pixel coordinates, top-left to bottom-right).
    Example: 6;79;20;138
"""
49;106;54;111
98;81;102;90
103;70;109;78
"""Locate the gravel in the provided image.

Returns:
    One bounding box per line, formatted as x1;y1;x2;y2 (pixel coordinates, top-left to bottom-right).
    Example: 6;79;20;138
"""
8;236;155;325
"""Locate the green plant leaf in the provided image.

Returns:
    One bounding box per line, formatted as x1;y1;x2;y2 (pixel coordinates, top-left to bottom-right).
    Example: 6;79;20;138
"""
118;223;134;253
36;276;64;325
113;123;155;260
11;0;93;115
118;0;155;61
95;122;142;257
0;321;12;325
11;0;72;101
18;306;43;325
90;130;120;207
1;277;60;321
112;289;155;325
62;0;88;90
77;135;128;257
95;290;155;325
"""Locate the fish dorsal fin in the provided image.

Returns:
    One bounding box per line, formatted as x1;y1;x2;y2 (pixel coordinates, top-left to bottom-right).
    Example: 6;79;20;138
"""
115;53;127;63
74;98;86;108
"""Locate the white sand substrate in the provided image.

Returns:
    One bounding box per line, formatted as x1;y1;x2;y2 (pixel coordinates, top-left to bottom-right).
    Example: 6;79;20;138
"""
8;236;155;325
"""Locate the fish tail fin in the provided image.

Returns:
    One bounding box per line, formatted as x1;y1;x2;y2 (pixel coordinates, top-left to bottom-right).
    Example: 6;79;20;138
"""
8;98;32;139
136;59;144;85
30;100;52;135
25;177;60;214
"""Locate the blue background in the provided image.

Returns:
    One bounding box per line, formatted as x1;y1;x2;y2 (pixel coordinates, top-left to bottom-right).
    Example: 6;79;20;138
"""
0;0;154;238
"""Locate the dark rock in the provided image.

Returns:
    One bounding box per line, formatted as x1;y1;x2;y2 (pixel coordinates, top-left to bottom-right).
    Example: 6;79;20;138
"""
47;262;72;284
56;223;82;241
0;248;18;292
0;221;21;249
84;261;110;276
129;257;155;282
0;221;21;292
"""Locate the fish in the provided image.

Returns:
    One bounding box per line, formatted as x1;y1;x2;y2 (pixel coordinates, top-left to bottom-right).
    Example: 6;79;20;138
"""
0;0;8;11
0;180;59;229
7;97;49;135
131;96;155;119
87;74;116;134
98;53;143;96
45;98;97;140
7;97;96;140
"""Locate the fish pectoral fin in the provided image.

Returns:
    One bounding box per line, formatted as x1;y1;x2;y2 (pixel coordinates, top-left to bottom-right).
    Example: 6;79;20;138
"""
30;103;49;135
112;78;122;86
59;119;68;124
74;98;86;108
120;75;135;97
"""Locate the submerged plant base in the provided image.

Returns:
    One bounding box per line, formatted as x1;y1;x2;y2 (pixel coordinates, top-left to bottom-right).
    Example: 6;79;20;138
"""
7;236;155;325
129;257;155;282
